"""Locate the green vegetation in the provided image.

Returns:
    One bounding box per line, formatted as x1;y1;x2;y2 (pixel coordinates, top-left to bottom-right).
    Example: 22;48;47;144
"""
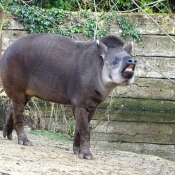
116;16;142;43
18;0;175;13
0;0;10;34
5;0;174;41
3;0;175;40
27;129;71;142
101;97;175;113
6;1;142;41
1;0;174;42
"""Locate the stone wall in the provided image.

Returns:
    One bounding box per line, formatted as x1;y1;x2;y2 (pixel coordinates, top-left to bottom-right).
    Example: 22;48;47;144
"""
1;13;175;144
2;13;175;100
109;14;175;101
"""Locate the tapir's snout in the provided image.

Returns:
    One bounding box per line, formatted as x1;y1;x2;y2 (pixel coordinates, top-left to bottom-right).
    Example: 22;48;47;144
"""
121;57;137;79
127;57;137;65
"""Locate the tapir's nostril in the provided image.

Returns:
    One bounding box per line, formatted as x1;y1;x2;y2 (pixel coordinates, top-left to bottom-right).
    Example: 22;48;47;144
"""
128;58;137;64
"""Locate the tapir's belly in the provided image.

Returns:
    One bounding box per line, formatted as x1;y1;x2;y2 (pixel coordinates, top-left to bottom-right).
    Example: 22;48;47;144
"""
25;76;71;104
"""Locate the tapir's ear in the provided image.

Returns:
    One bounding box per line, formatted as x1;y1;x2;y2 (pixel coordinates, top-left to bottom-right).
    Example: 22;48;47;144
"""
124;42;133;55
96;40;107;58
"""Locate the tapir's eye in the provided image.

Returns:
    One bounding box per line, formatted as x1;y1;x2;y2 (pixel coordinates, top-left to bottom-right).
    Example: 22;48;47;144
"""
112;60;118;65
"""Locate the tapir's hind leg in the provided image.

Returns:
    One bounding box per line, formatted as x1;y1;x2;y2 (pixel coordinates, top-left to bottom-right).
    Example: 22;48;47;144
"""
3;94;32;145
3;105;13;140
12;101;32;145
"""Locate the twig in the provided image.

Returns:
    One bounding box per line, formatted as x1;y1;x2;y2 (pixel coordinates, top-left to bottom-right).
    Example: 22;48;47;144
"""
31;99;44;129
91;86;132;133
93;0;98;40
48;102;54;131
121;0;165;12
21;0;61;28
75;0;82;11
138;59;175;84
21;0;35;3
131;0;175;43
60;104;69;128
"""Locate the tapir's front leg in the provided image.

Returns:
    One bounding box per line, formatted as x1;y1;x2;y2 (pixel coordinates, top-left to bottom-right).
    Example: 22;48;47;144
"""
73;127;80;155
73;107;94;160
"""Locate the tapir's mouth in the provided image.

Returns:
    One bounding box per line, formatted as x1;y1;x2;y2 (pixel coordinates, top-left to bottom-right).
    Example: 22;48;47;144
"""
121;64;135;79
122;64;135;72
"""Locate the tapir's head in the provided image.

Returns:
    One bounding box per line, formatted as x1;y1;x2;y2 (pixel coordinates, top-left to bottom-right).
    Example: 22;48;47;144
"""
96;35;137;87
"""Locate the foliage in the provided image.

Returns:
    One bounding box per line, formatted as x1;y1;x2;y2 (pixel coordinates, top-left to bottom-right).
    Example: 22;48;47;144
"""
116;16;142;43
6;0;173;41
8;3;67;34
7;2;142;41
29;0;175;13
0;0;10;34
2;21;11;29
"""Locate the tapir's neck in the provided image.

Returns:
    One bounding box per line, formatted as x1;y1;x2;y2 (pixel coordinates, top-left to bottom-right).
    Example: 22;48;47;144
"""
96;67;116;100
101;63;118;90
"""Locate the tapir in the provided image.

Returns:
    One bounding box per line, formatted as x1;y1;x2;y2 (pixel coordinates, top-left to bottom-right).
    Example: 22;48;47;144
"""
0;33;137;159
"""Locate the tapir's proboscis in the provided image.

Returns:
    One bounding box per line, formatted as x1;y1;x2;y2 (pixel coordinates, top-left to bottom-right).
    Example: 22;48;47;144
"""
0;34;137;159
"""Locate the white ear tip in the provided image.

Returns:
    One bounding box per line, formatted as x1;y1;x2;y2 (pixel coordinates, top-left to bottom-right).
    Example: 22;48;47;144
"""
96;40;100;45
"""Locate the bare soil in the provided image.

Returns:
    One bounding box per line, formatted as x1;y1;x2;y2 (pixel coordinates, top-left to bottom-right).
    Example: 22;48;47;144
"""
0;131;175;175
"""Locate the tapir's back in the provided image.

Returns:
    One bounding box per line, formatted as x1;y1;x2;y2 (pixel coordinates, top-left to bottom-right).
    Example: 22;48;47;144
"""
0;33;90;104
0;33;78;67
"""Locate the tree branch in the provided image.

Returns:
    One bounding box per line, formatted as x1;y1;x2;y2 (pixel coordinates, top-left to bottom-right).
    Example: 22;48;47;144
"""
131;0;175;43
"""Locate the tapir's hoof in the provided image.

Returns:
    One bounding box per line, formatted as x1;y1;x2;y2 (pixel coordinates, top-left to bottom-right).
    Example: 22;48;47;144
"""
73;147;80;155
3;127;13;140
78;152;93;160
18;138;32;146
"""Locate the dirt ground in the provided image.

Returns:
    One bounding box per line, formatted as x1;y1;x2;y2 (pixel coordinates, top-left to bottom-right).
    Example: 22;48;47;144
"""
0;131;175;175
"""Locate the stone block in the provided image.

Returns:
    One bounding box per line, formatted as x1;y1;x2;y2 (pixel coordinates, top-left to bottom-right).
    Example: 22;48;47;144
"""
114;78;175;100
91;121;175;144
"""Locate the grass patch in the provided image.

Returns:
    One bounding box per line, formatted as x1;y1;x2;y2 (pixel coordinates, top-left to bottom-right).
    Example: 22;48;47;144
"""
27;129;72;143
